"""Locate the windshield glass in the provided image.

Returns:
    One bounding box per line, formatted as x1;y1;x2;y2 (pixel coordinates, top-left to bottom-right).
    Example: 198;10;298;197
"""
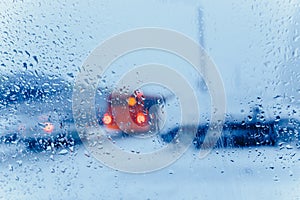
1;0;300;199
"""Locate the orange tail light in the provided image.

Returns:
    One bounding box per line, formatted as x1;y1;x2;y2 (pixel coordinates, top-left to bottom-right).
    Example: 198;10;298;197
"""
136;112;146;124
102;113;113;125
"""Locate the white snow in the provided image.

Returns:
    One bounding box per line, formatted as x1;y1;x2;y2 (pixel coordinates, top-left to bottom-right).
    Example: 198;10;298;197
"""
0;145;299;200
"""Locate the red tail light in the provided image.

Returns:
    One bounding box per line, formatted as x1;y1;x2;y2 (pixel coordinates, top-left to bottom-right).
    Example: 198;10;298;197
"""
43;122;55;134
102;113;113;125
136;112;146;124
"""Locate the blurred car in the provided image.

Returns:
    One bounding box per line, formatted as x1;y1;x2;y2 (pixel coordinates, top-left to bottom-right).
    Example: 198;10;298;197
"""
101;90;162;134
0;72;78;151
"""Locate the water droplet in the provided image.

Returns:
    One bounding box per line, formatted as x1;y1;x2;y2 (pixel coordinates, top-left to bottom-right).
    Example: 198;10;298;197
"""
8;165;13;171
23;62;27;69
248;115;253;121
58;149;68;155
84;150;90;157
273;176;279;182
67;73;74;78
16;160;22;166
25;50;30;57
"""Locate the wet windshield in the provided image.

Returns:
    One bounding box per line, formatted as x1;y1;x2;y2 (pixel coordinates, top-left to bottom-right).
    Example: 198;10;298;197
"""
1;0;300;199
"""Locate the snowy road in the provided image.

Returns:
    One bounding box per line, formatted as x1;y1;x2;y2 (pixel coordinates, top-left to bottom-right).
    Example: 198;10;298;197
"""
0;145;299;200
